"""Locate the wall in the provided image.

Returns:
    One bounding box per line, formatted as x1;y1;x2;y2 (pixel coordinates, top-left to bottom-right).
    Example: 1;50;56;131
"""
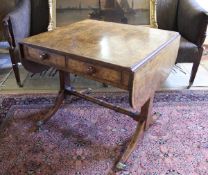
196;0;208;45
57;0;97;9
129;0;149;9
57;0;149;10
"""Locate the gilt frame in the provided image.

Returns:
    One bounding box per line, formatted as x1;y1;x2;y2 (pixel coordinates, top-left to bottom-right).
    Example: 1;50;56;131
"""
48;0;56;30
49;0;157;29
149;0;157;28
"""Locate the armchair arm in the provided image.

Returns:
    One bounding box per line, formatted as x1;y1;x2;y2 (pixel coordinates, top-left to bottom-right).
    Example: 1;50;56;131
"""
178;0;208;47
2;0;31;48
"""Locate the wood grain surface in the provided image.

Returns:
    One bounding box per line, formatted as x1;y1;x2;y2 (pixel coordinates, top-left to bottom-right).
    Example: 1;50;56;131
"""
20;19;180;109
21;19;179;70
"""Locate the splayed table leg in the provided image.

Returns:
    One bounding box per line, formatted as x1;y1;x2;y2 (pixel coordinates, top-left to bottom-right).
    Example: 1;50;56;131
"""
116;120;145;170
35;71;66;129
116;96;154;170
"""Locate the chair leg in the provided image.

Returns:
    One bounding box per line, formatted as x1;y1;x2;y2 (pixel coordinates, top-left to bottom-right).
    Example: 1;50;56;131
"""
9;49;22;87
13;64;22;87
102;83;108;87
188;61;200;87
188;48;203;88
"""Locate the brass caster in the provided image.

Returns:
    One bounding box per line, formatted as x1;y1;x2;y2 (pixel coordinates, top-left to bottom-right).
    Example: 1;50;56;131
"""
116;162;127;170
36;120;44;127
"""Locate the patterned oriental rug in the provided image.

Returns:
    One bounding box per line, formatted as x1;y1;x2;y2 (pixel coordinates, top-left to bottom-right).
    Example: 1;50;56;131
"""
0;91;208;175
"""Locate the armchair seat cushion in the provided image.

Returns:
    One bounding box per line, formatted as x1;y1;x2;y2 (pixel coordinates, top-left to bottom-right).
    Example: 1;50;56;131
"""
176;37;199;63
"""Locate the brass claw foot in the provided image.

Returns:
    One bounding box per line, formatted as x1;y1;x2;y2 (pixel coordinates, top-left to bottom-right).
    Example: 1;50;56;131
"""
36;120;44;127
32;90;65;132
117;121;145;170
116;162;127;170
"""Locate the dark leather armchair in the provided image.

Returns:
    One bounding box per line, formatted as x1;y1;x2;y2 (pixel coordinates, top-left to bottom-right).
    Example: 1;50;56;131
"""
0;0;17;41
157;0;208;87
2;0;50;87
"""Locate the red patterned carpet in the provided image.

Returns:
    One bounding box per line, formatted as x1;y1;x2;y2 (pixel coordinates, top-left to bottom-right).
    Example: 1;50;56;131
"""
0;91;208;175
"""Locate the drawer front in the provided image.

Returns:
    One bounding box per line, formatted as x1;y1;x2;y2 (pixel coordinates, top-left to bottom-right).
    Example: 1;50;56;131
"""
23;45;65;68
66;57;124;86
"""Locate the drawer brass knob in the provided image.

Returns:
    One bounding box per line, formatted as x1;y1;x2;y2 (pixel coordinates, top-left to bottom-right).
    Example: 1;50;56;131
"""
87;66;96;75
39;53;48;60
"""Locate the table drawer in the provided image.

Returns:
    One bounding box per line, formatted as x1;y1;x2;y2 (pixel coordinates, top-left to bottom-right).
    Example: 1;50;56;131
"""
66;57;123;85
23;45;65;68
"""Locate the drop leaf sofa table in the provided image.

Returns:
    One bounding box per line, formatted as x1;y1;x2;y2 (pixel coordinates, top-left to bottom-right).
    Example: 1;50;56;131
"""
19;20;180;170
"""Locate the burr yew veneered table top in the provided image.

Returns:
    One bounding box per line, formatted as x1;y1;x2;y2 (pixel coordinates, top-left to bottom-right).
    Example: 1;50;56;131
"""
20;19;180;109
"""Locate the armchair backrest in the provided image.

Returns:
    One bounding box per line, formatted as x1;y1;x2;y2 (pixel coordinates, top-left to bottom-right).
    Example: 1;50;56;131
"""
3;0;50;46
157;0;208;47
0;0;17;40
30;0;50;36
156;0;179;31
2;0;49;73
177;0;208;47
3;0;31;46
